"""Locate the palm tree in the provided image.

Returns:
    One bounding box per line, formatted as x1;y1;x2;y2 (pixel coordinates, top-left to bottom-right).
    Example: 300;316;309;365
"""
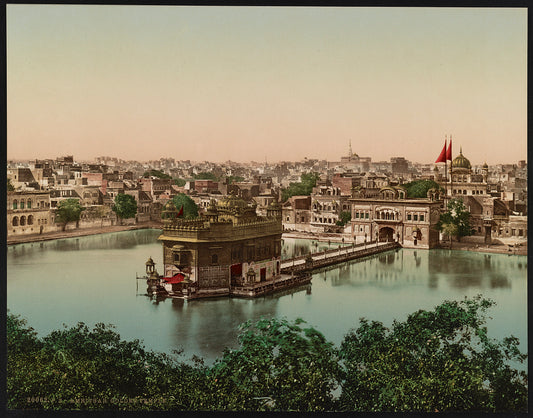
441;222;458;249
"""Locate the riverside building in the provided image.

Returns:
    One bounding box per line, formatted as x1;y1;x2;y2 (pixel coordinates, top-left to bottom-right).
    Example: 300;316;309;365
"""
349;186;442;249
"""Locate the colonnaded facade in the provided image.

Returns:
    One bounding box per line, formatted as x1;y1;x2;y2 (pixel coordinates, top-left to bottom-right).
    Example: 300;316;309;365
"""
7;191;53;236
349;186;442;249
157;194;283;298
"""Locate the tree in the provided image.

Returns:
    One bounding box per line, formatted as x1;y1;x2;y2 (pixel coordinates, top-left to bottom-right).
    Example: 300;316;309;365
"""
209;317;341;411
143;169;171;179
173;178;187;187
281;172;320;202
54;199;85;231
437;198;474;242
338;296;528;412
404;180;443;198
193;172;218;181
336;211;352;227
226;175;245;185
112;194;138;225
172;193;199;219
7;298;528;412
7;312;211;411
441;222;458;249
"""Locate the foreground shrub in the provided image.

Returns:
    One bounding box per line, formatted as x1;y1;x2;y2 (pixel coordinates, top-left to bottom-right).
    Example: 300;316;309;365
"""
7;296;528;412
338;295;528;412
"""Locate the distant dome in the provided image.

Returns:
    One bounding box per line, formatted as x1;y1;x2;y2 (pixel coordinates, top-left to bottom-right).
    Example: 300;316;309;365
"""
218;194;247;209
163;200;177;211
483;162;488;169
451;148;472;170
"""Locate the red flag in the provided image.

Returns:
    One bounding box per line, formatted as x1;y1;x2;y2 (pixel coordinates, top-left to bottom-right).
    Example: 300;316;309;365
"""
446;137;452;161
435;141;447;163
177;205;184;217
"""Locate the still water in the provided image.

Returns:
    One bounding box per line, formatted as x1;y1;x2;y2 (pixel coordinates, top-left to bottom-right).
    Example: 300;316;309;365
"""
7;229;527;366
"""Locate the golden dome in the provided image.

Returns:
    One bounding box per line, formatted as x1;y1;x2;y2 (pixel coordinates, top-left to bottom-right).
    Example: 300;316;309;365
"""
163;200;177;211
451;148;471;170
218;194;247;209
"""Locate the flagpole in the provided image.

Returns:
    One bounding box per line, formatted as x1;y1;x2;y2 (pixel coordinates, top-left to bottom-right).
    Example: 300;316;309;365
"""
449;135;453;206
444;135;448;204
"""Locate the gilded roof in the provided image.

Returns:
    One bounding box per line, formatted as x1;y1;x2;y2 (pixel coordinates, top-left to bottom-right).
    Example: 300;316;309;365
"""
451;148;472;170
218;194;248;209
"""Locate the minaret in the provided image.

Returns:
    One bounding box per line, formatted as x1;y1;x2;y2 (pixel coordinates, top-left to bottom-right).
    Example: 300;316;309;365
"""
348;139;353;158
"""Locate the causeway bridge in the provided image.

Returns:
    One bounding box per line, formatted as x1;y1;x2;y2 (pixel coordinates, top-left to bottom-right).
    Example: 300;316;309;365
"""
280;240;401;274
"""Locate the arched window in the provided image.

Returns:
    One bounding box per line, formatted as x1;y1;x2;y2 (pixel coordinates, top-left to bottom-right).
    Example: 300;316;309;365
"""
27;199;32;209
12;217;19;226
20;201;25;209
13;200;18;210
20;216;26;226
27;215;34;225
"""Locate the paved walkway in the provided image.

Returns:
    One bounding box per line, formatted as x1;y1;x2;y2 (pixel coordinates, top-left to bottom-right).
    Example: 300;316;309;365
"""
7;222;163;245
281;241;396;271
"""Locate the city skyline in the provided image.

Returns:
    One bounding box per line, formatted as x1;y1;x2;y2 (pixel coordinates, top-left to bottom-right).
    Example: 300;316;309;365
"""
7;6;527;165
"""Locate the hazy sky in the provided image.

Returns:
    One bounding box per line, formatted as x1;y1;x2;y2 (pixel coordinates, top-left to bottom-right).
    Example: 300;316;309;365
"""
7;6;527;164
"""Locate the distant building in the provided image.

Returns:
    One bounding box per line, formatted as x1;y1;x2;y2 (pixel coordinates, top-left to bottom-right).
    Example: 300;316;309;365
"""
7;191;52;236
282;196;312;232
390;157;409;175
335;140;371;172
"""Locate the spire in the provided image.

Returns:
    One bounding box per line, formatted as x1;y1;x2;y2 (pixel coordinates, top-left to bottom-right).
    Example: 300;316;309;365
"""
348;139;352;157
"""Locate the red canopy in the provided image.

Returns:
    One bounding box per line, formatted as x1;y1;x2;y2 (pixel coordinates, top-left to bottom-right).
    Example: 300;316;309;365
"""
162;273;185;284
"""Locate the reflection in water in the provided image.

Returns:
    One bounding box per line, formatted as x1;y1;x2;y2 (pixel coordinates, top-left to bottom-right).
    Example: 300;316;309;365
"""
7;231;527;365
428;250;512;290
9;229;162;254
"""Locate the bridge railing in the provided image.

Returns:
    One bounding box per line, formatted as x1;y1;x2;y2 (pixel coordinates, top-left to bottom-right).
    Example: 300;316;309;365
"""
281;242;400;273
284;240;381;263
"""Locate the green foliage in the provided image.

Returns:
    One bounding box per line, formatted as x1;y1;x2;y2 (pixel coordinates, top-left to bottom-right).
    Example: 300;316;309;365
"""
54;199;85;231
7;313;211;411
193;172;218;181
112;194;138;222
404;180;443;198
281;172;320;202
143;169;171;179
441;222;458;248
173;178;186;187
437;198;474;241
209;317;341;411
338;296;528;412
172;193;199;219
7;298;527;412
336;211;352;227
8;178;16;191
226;175;245;185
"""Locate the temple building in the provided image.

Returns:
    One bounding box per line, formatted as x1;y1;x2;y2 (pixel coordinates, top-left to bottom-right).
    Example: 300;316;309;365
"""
349;186;442;249
156;194;283;298
437;146;527;243
447;148;489;197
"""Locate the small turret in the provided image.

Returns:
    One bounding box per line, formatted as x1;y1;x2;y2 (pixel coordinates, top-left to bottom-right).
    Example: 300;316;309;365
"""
266;197;282;219
205;199;219;222
161;200;178;223
145;256;156;276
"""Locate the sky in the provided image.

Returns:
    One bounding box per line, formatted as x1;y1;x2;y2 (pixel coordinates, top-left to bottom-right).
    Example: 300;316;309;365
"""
6;6;527;165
